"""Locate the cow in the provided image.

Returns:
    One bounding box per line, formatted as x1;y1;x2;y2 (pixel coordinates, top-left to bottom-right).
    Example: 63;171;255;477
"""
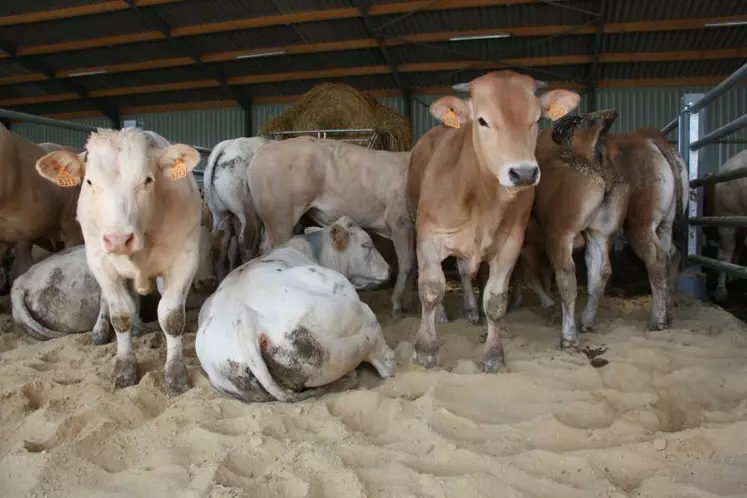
195;216;395;403
247;137;415;315
203;137;271;279
35;128;204;395
11;225;217;342
0;125;83;288
704;149;747;302
406;70;581;372
516;112;688;339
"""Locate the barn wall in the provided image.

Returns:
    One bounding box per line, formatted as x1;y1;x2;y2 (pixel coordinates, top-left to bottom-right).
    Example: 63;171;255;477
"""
11;86;747;175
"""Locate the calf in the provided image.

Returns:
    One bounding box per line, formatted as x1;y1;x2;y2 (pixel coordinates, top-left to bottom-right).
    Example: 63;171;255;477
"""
519;113;687;338
36;128;204;395
204;137;270;278
705;149;747;302
195;216;395;403
407;70;581;372
248;137;415;315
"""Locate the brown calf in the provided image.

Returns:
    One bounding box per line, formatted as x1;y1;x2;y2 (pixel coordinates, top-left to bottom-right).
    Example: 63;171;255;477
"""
407;70;581;372
518;112;688;344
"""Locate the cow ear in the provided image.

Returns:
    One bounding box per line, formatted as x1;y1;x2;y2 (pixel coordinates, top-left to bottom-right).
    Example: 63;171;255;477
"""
539;89;581;121
330;224;350;252
157;144;200;181
36;150;84;188
430;96;472;128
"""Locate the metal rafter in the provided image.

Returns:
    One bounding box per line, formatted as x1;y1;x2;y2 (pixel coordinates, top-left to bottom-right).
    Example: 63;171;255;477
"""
0;39;121;126
355;0;412;118
123;0;251;111
586;0;608;111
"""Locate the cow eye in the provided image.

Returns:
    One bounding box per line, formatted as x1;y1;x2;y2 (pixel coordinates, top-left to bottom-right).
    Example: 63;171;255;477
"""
85;179;92;186
478;117;489;128
144;177;154;186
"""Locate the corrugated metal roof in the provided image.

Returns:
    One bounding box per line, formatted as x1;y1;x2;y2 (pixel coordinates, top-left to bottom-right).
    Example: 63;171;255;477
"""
601;59;747;79
0;0;108;16
0;59;35;78
606;0;747;22
602;28;747;52
33;41;180;72
152;0;282;27
211;48;386;76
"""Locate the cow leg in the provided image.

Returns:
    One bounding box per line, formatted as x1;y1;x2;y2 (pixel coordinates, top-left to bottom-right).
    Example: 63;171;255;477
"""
519;245;555;309
482;232;523;373
98;277;139;389
714;226;736;303
547;234;579;348
457;258;481;325
9;241;33;282
413;241;448;368
656;219;678;326
580;229;612;332
92;294;112;345
389;218;416;316
628;225;670;331
158;230;201;395
508;261;524;311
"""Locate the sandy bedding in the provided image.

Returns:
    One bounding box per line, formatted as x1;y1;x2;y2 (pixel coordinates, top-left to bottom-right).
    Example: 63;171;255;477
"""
1;288;747;498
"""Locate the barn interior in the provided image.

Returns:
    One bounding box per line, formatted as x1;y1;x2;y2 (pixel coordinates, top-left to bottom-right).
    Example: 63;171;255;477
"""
1;1;747;496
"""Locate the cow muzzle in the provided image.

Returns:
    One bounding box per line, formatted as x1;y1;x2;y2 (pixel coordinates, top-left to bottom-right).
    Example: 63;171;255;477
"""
507;162;540;187
102;232;137;255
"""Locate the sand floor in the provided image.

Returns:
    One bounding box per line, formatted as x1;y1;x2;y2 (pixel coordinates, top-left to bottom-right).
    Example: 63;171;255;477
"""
1;288;747;498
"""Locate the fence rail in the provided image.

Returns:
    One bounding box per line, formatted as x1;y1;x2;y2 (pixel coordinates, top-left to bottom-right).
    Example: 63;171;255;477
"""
663;60;747;289
261;127;384;149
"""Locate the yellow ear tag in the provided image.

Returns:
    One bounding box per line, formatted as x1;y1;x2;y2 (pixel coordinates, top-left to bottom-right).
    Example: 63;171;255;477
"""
548;103;570;121
55;167;80;188
443;107;460;129
171;159;187;181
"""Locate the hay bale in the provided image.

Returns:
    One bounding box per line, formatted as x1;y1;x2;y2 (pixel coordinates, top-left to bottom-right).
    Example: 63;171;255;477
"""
260;83;413;152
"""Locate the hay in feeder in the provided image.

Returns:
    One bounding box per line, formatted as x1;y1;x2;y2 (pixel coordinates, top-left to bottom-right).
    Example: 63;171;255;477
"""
260;83;413;152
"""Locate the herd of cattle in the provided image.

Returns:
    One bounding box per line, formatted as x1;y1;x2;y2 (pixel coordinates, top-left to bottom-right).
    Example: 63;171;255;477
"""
0;70;744;403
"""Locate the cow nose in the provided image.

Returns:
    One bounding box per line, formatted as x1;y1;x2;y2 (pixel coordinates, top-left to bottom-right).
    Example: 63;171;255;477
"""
508;164;540;186
102;232;136;254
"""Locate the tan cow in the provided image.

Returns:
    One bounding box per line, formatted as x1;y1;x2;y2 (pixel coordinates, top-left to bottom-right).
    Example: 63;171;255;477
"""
35;128;203;396
247;137;414;314
0;125;83;287
517;112;688;340
407;70;581;372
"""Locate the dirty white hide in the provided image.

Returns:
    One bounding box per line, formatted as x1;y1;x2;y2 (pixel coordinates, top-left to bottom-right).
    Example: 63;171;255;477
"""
11;226;216;343
35;128;203;396
195;216;395;403
204;137;270;279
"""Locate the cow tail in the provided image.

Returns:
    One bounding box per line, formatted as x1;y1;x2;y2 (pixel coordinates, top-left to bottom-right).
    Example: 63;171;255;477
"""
645;129;688;256
203;141;228;220
10;276;67;341
243;159;265;258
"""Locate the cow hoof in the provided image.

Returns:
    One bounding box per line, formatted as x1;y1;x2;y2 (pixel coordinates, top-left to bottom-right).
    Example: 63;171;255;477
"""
560;338;578;350
165;360;190;396
464;308;481;325
581;324;596;334
713;288;728;303
482;357;507;374
113;357;138;389
91;326;111;345
435;307;448;324
647;319;667;332
412;342;439;369
545;306;562;325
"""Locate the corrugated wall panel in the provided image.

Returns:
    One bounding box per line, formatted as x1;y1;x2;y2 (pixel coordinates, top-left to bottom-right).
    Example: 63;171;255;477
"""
12;117;110;149
252;102;289;135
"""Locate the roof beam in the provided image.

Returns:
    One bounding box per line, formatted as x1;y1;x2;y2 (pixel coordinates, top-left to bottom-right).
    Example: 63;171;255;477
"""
0;0;177;26
0;38;120;125
1;16;743;86
122;0;249;110
21;75;741;120
2;49;745;107
354;0;411;118
3;0;741;58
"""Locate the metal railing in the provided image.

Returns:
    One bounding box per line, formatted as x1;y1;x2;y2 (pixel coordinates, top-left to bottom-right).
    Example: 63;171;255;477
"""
261;128;384;149
0;108;212;189
661;61;747;281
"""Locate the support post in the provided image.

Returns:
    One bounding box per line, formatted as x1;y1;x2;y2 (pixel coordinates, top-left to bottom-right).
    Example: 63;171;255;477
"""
244;99;253;137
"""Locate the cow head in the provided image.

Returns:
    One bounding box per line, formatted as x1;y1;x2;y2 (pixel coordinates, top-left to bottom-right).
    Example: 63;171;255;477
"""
36;129;200;257
306;217;391;290
432;70;581;190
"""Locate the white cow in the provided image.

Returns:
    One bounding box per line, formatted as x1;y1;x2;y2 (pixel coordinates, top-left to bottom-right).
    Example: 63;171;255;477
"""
11;226;216;343
195;216;396;403
204;137;270;279
35;128;203;395
709;149;747;302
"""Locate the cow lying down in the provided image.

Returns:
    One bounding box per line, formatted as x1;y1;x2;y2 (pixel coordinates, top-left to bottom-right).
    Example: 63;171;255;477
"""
11;226;216;343
195;216;397;403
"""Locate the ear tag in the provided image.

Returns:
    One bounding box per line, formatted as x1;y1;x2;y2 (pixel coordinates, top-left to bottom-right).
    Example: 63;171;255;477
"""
443;107;461;129
548;103;570;121
55;167;80;187
171;159;187;181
